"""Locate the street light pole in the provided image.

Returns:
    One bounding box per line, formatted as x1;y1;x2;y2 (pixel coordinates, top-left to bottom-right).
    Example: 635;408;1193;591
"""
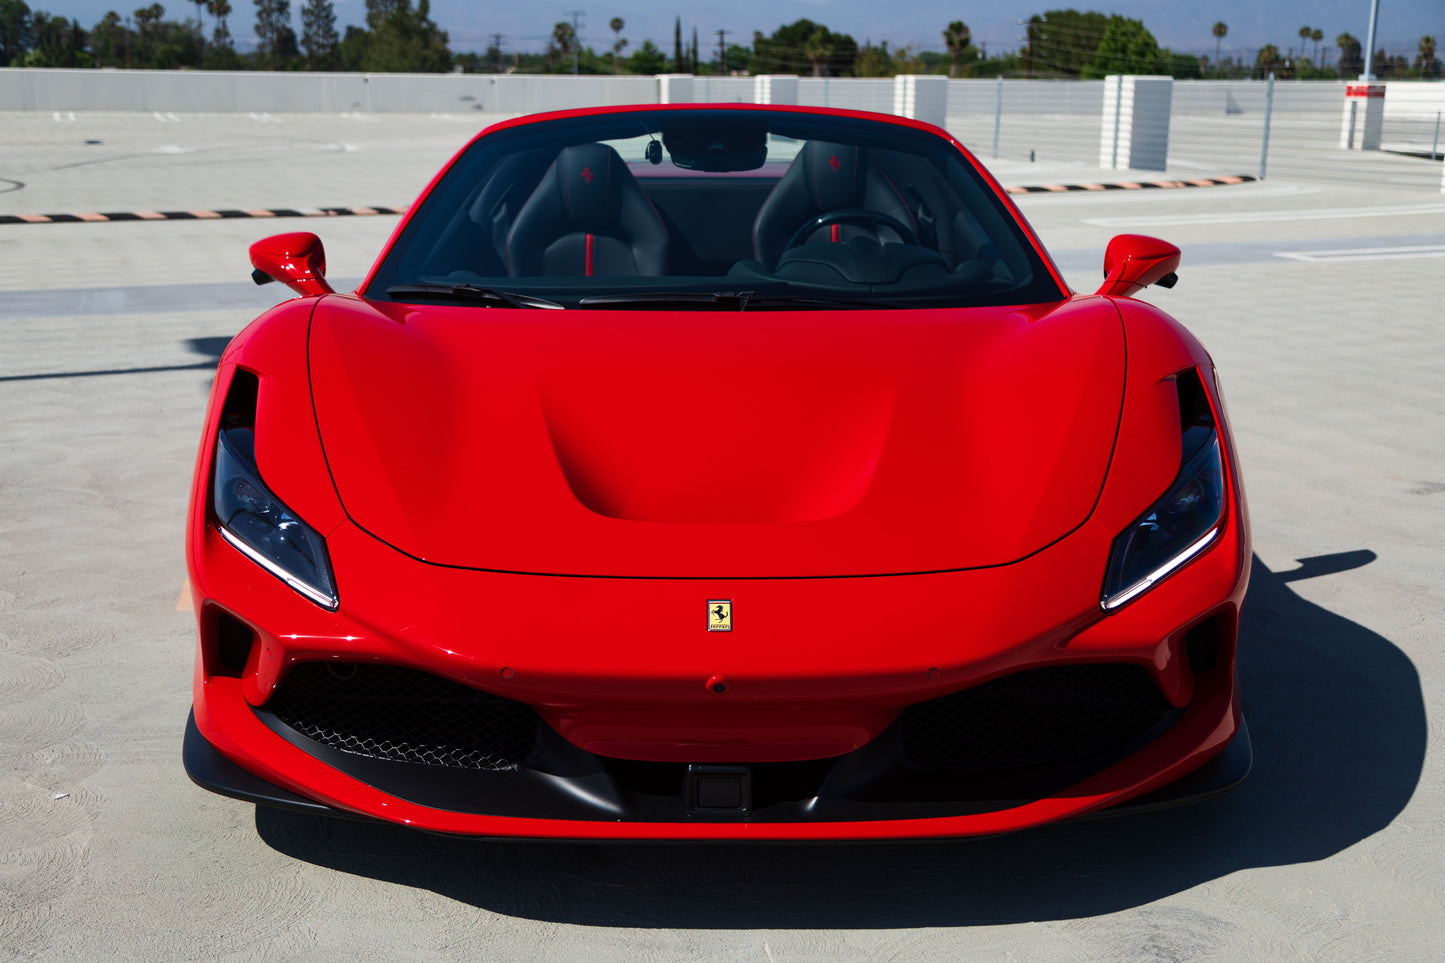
1362;0;1381;80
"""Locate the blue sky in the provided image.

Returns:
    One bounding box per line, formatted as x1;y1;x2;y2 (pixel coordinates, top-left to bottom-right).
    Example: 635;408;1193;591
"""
35;0;1445;59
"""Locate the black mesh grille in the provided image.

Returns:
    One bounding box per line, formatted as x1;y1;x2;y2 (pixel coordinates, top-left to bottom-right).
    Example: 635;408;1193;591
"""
898;663;1171;772
266;662;541;771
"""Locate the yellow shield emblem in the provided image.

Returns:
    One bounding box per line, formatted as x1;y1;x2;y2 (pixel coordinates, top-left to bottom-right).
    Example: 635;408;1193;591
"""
707;599;732;632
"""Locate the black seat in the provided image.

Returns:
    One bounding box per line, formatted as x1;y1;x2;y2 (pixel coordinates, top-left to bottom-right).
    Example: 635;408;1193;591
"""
751;141;917;270
506;143;668;277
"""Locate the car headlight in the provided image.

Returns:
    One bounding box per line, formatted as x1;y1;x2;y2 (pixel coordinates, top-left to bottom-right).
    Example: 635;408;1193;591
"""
1100;432;1224;611
212;428;339;610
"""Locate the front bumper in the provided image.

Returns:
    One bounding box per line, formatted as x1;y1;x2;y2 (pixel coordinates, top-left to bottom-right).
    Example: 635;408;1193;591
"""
185;483;1250;839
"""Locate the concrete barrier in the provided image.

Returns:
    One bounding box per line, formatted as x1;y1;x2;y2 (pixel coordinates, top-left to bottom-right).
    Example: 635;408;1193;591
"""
0;68;1437;129
1099;75;1172;171
894;75;948;128
1340;83;1386;150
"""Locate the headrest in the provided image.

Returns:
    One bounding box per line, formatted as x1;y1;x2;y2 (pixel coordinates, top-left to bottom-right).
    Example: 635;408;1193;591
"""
803;142;866;211
554;143;623;234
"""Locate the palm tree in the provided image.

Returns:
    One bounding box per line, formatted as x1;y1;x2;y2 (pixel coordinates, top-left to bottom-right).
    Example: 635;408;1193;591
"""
1420;35;1440;79
942;20;970;78
1299;25;1311;64
1337;32;1361;77
1213;21;1227;64
1255;43;1281;79
609;17;625;73
803;27;833;77
1312;28;1323;67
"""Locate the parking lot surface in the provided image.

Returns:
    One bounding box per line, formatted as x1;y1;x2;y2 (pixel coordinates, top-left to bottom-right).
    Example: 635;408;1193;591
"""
2;112;1442;961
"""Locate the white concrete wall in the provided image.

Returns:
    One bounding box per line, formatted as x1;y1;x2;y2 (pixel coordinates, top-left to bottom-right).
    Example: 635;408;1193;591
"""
1;68;1437;124
1099;75;1172;170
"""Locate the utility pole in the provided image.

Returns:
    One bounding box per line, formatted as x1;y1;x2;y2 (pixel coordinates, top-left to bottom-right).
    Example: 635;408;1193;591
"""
715;28;731;74
564;10;584;76
491;33;503;72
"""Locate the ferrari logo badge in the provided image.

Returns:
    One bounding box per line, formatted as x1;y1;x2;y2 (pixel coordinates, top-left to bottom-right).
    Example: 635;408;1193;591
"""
707;600;732;632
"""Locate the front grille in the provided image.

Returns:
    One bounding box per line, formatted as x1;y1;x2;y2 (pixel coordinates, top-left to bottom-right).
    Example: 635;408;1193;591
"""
898;663;1171;772
266;662;541;771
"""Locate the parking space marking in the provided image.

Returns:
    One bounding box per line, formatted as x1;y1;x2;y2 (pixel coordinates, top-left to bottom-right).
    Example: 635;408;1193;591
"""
177;579;192;612
1274;244;1445;263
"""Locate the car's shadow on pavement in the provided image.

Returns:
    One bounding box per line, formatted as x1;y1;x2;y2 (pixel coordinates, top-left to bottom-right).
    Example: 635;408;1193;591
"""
255;551;1425;926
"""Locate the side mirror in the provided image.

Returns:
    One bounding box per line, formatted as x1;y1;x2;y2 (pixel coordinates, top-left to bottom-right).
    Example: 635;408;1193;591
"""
1095;234;1180;298
249;232;335;298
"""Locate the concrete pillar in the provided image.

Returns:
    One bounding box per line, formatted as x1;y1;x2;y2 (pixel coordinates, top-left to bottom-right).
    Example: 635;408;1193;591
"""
892;75;948;128
1099;75;1173;171
1340;83;1386;150
753;75;798;105
657;74;694;104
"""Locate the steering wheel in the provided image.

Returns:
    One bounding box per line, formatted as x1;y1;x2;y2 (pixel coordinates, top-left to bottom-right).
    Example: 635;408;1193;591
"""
784;208;918;251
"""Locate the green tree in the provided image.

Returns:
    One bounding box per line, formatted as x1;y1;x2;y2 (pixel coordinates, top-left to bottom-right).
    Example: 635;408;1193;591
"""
801;25;833;76
752;19;856;77
359;0;450;72
609;16;625;71
206;0;240;68
1084;16;1163;77
253;0;296;69
1416;35;1440;78
0;0;34;66
1311;28;1322;65
1032;10;1109;77
549;19;575;71
672;16;681;72
1336;32;1362;78
24;14;92;67
1255;43;1281;79
942;20;970;77
300;0;337;69
853;40;892;77
720;42;749;74
1212;20;1226;63
626;37;666;74
90;10;128;66
1298;25;1311;63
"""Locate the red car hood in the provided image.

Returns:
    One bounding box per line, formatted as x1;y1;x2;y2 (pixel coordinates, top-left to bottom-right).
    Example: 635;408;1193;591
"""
308;295;1123;577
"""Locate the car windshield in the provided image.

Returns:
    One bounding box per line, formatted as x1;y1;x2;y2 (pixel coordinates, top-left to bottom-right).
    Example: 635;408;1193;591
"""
367;107;1064;310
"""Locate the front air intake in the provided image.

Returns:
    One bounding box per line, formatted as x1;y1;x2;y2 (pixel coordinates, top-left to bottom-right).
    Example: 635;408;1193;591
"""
265;662;541;771
898;663;1172;772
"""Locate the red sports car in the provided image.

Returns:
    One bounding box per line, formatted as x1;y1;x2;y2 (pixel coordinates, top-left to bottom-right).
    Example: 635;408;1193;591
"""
183;103;1250;840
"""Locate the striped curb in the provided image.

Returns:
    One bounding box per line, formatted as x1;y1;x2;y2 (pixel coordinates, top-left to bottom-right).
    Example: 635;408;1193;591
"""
0;205;406;225
0;175;1257;224
1005;175;1256;195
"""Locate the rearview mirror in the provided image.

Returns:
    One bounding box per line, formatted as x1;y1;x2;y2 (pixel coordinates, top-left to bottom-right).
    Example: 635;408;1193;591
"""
249;232;335;298
1096;234;1180;298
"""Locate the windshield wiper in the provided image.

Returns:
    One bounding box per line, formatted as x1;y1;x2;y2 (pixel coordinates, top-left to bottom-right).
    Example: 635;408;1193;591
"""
386;283;564;310
575;290;887;311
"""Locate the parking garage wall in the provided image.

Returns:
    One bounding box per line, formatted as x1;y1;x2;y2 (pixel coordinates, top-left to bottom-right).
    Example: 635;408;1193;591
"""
1;68;1440;123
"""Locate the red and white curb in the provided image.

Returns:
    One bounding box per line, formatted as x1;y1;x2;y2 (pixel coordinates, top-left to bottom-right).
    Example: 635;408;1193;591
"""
1005;175;1256;195
0;205;406;225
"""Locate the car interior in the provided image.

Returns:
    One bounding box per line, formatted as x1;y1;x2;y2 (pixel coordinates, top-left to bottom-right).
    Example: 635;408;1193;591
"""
373;109;1062;307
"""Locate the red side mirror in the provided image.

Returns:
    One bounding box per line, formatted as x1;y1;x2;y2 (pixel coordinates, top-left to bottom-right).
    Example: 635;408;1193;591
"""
249;232;335;298
1096;234;1181;298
